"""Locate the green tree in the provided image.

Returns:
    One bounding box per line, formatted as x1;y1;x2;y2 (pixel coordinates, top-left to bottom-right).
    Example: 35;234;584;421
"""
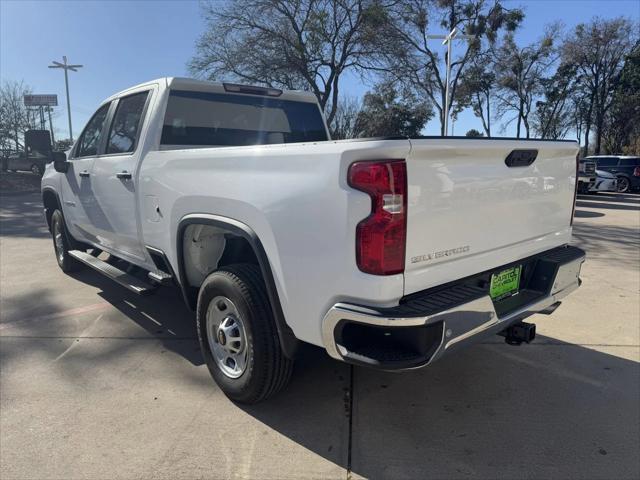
454;55;495;136
533;62;577;139
494;24;559;139
562;17;636;154
189;0;386;126
375;0;523;136
353;81;431;137
602;43;640;154
465;128;484;137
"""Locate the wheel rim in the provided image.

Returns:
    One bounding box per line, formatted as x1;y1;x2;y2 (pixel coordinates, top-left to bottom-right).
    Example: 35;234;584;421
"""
53;220;65;263
617;178;629;192
206;296;248;379
31;165;38;174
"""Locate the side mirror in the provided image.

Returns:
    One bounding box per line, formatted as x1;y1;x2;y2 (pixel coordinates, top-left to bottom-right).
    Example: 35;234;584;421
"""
52;151;69;173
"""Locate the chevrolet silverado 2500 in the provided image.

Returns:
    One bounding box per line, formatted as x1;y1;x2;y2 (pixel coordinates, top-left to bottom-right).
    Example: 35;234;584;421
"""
42;78;585;403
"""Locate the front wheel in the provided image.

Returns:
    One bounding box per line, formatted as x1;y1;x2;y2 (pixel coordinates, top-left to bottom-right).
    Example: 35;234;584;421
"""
31;164;43;176
50;209;82;272
616;176;630;193
197;264;293;404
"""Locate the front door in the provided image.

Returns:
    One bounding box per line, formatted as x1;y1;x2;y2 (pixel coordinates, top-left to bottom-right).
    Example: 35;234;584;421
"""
59;102;111;244
91;89;151;262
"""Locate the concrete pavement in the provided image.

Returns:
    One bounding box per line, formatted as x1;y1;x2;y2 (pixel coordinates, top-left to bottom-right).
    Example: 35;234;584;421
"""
1;191;638;479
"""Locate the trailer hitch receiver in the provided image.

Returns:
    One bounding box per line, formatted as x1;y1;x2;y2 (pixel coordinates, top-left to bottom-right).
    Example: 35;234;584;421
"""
498;321;536;346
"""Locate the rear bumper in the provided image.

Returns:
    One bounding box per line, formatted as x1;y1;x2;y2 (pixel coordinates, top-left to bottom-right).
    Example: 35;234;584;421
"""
322;245;585;370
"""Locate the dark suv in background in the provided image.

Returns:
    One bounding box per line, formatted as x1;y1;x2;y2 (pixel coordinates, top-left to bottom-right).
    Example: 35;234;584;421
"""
584;156;640;193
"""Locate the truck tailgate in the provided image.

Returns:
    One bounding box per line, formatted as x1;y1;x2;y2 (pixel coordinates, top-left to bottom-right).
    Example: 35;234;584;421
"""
404;139;578;296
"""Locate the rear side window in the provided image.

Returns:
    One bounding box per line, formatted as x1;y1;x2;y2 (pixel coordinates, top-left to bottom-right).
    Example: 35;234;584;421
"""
619;158;640;167
76;103;110;158
107;91;149;154
595;157;618;167
161;90;327;147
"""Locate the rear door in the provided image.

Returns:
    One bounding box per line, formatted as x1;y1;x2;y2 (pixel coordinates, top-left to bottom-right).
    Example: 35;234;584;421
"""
403;139;579;295
59;102;111;243
91;88;152;263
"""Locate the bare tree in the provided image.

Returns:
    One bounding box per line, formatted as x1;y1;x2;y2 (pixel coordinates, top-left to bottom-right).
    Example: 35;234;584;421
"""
0;80;33;153
329;95;362;139
374;0;523;136
494;25;559;138
189;0;387;126
562;17;636;154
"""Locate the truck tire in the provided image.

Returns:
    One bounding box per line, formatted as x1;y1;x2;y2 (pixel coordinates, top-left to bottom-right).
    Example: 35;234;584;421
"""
50;209;82;273
31;164;43;176
197;264;293;403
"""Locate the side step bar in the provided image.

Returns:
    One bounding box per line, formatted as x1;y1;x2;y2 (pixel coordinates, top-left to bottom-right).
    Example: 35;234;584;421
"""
68;250;157;295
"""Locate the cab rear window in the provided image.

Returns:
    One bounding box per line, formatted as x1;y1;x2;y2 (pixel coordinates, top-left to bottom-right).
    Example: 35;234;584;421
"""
161;90;328;147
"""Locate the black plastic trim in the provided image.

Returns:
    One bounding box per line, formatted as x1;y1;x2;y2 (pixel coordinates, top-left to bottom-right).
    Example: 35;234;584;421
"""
505;149;538;167
176;214;299;359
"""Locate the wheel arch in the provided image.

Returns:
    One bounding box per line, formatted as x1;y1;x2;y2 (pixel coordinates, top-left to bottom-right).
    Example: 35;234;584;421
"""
176;214;299;358
42;187;61;231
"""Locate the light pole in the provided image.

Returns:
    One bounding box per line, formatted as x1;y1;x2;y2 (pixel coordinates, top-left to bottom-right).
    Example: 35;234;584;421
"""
48;56;83;142
427;28;476;136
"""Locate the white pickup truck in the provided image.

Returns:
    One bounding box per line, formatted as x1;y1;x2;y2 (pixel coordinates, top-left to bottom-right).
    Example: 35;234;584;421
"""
42;78;585;403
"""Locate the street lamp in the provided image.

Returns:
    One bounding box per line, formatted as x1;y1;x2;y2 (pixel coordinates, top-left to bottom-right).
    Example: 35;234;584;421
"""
48;56;83;142
427;28;476;136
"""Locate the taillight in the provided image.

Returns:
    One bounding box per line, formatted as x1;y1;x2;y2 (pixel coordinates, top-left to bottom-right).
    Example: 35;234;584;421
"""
571;154;579;226
348;160;407;275
633;166;640;177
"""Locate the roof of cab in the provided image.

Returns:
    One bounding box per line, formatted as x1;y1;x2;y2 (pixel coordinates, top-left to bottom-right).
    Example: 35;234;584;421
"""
105;77;319;104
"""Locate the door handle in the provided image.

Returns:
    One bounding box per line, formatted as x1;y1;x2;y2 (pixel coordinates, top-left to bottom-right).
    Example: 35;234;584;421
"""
116;171;132;180
79;170;90;177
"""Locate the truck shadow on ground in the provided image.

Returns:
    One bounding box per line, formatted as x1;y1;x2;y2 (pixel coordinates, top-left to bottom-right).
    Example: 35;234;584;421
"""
71;269;204;365
241;336;640;479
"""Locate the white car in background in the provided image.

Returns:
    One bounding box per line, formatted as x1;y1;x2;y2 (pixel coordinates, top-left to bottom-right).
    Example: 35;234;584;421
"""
589;169;617;193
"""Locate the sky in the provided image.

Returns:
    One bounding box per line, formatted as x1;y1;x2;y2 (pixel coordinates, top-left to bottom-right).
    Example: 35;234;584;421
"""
1;0;639;140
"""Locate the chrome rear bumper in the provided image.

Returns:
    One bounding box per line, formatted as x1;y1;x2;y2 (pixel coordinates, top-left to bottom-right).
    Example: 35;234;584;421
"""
322;246;585;369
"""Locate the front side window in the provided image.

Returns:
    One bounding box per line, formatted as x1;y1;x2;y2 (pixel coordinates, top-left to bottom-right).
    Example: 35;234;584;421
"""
107;91;149;154
160;90;328;147
76;103;110;158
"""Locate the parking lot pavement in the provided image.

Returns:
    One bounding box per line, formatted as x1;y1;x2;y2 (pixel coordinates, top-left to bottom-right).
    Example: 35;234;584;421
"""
1;192;638;480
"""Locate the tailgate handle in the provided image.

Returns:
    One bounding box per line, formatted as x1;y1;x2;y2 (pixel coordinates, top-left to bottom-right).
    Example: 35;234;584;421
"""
505;149;538;167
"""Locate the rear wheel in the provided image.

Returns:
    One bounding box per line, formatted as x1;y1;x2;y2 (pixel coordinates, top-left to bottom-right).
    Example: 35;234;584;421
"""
51;209;82;272
617;176;630;193
31;164;43;176
197;264;293;404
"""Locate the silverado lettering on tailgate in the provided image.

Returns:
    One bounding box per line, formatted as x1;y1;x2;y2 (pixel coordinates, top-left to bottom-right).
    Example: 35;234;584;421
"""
411;245;470;264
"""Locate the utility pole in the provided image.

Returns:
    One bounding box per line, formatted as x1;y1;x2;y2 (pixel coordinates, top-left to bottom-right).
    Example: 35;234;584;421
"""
427;28;476;136
48;56;83;142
